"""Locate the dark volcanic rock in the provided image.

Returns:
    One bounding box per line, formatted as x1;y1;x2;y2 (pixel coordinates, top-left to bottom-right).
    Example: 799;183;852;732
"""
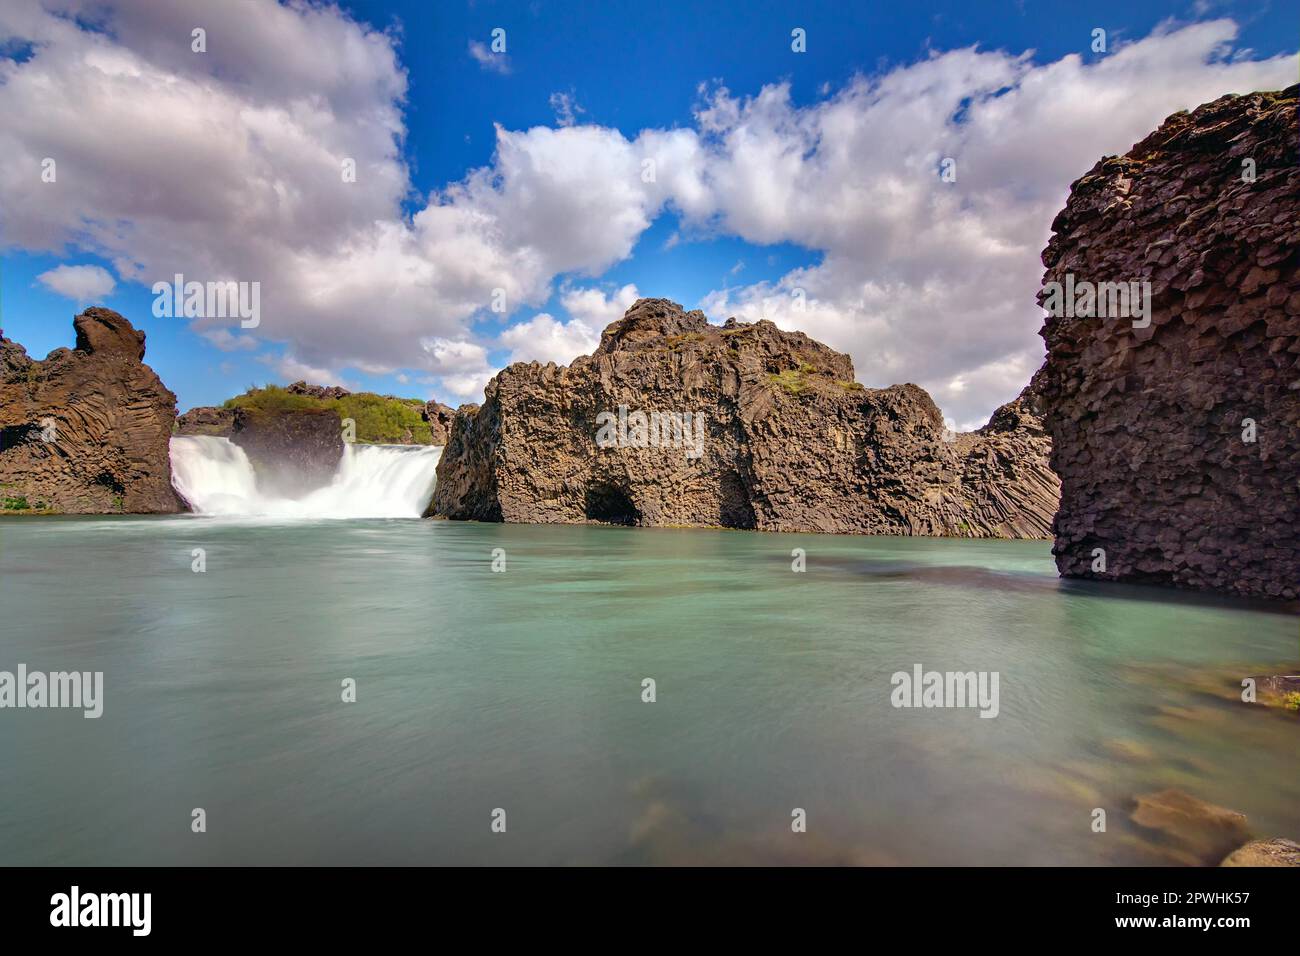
0;308;182;513
285;380;351;401
432;297;1059;536
229;406;343;495
422;400;456;445
176;405;235;436
1039;86;1300;600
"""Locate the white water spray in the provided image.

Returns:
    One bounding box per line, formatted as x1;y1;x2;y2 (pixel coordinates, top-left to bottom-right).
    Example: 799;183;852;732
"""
170;436;440;518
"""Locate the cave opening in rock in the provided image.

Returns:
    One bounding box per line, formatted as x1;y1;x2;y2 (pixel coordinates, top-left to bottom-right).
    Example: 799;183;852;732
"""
0;424;37;451
718;470;756;529
93;471;126;495
584;482;640;526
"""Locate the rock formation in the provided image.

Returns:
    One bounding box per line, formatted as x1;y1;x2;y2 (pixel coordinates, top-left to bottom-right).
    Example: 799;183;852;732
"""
423;400;456;445
1221;838;1300;867
0;308;182;513
176;405;235;436
286;380;351;401
1039;86;1299;599
432;298;1059;536
227;406;343;495
1130;788;1252;865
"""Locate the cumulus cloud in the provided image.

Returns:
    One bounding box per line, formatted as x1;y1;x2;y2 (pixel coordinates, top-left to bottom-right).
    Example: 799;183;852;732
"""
500;312;599;366
35;263;115;301
258;353;354;390
686;21;1294;426
199;327;259;352
419;337;498;401
560;283;640;327
0;4;1293;418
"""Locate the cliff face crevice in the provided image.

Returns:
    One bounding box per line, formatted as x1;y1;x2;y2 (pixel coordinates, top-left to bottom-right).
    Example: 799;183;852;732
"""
0;308;181;514
1039;86;1299;599
432;298;1060;537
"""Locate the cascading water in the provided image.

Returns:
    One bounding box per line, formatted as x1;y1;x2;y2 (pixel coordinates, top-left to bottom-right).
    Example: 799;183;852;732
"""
169;435;441;518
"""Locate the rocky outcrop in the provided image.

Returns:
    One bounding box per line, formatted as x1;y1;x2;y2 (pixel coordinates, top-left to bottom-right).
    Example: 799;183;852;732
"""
176;405;235;436
423;400;456;445
1039;87;1300;599
432;298;1059;535
0;308;182;513
229;406;343;495
1221;838;1300;866
286;380;350;401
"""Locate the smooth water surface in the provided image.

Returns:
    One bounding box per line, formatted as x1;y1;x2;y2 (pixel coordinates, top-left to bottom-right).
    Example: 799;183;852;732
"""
1;516;1296;865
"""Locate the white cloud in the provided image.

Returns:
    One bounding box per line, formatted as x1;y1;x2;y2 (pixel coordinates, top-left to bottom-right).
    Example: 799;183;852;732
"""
199;327;258;352
469;40;510;75
0;5;1293;422
686;20;1294;423
549;90;585;127
35;264;115;301
500;312;599;366
559;283;640;328
257;353;354;390
420;337;498;401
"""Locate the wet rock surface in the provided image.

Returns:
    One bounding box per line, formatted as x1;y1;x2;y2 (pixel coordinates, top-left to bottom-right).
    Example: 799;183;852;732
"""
229;406;343;495
1039;86;1300;599
0;308;182;514
433;297;1059;535
1131;788;1252;864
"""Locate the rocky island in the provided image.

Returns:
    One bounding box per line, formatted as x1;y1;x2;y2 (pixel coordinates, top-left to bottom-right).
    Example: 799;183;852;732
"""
432;297;1060;538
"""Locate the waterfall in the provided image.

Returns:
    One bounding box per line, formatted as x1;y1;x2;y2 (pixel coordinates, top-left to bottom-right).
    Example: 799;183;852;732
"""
170;436;441;518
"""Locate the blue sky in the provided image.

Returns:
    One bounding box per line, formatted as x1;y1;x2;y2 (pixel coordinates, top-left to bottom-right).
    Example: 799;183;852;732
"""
0;0;1295;425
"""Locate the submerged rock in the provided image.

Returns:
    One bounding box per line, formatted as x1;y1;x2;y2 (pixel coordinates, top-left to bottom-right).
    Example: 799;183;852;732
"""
1039;86;1300;599
0;308;182;514
1220;838;1300;866
432;297;1059;535
1131;788;1251;864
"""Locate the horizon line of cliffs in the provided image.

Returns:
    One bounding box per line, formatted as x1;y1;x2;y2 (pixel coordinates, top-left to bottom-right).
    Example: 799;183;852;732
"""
1;85;1297;599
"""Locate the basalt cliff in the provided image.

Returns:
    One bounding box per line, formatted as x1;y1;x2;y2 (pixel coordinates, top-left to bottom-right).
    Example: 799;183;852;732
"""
0;308;181;514
1039;86;1299;599
432;298;1060;537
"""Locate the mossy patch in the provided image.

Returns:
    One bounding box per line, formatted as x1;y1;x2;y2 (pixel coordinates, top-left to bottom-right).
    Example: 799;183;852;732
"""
767;362;819;396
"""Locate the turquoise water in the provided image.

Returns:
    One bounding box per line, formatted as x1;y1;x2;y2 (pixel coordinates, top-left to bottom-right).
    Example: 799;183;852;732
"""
0;515;1296;865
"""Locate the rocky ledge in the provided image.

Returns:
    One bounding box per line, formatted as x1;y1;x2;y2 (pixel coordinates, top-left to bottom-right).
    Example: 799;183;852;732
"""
0;308;182;514
1039;86;1299;599
226;406;343;496
432;298;1060;536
